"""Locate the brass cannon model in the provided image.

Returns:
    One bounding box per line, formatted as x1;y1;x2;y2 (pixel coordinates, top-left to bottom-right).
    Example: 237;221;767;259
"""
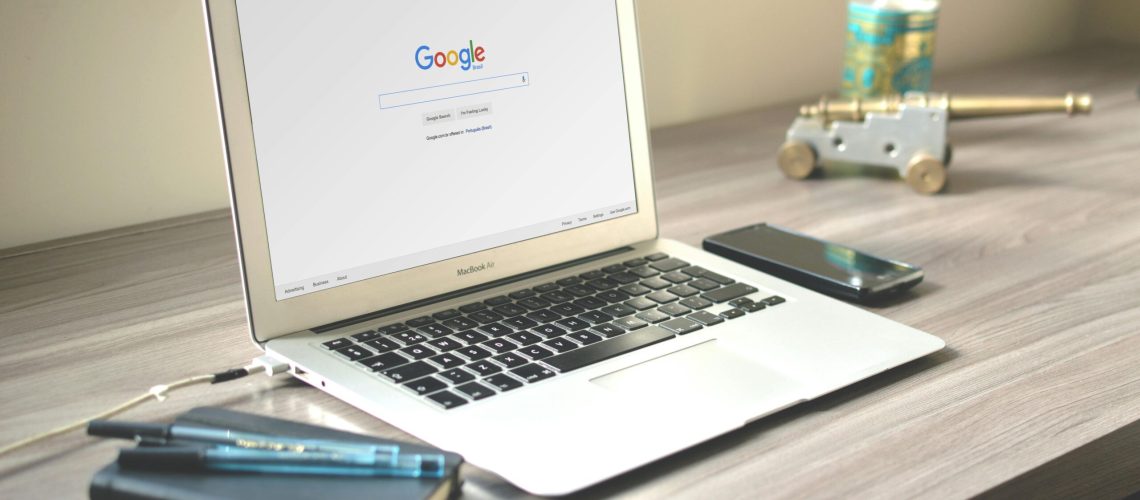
777;92;1093;194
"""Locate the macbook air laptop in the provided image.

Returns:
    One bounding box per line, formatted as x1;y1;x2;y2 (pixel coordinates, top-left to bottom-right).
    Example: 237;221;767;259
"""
204;0;945;494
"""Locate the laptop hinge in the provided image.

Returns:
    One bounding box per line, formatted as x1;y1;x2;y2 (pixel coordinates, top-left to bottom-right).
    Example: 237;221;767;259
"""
310;246;636;334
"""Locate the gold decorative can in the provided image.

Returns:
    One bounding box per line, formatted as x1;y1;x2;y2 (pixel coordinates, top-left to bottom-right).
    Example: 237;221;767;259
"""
841;0;939;98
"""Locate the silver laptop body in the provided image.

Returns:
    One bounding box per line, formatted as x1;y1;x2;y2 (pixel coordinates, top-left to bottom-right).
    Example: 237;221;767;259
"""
204;0;945;494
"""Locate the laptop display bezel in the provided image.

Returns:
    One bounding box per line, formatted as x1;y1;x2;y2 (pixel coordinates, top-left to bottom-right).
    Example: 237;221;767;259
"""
203;0;658;344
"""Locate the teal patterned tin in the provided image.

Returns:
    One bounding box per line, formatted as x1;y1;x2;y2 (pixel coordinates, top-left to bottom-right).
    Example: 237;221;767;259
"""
841;1;938;98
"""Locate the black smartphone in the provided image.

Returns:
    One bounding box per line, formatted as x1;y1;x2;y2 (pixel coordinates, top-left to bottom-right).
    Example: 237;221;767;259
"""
703;223;923;303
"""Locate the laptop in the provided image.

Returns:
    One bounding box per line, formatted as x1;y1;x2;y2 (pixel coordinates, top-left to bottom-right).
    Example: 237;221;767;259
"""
204;0;945;494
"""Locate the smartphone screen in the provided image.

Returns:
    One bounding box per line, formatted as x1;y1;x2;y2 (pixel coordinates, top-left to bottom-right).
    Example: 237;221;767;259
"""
711;224;919;291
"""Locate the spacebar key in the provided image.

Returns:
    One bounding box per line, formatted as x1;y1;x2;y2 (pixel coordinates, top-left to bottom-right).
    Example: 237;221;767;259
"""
542;326;675;373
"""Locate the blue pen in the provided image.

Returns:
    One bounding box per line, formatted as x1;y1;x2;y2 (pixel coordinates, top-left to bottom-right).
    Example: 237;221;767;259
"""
88;420;396;458
117;446;447;478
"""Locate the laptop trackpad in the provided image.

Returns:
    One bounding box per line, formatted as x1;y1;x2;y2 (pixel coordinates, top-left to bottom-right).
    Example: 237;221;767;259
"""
590;340;806;420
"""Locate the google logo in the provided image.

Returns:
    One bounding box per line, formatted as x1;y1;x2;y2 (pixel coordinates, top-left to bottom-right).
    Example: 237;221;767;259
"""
415;41;486;71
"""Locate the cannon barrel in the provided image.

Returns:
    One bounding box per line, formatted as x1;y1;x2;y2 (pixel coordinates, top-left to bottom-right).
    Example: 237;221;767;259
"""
800;92;1093;122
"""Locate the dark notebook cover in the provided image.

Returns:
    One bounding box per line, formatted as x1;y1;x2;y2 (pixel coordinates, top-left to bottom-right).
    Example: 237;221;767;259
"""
89;407;463;500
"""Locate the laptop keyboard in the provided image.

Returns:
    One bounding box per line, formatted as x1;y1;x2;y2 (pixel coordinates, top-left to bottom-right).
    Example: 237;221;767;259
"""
318;253;786;410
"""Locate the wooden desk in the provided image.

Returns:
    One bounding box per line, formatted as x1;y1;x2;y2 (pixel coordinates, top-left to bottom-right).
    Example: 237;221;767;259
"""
2;47;1138;498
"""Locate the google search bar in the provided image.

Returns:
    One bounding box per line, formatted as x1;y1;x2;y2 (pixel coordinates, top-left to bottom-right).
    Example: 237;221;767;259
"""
379;72;529;110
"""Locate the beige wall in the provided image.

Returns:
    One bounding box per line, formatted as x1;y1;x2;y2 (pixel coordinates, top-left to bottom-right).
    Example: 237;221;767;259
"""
1083;0;1140;46
0;0;1132;249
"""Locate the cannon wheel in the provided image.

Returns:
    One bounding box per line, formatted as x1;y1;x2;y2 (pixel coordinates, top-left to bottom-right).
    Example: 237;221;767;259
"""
777;141;818;180
905;154;947;194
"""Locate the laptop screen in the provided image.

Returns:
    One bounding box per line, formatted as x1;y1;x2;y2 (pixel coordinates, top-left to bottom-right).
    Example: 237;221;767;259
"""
234;1;639;300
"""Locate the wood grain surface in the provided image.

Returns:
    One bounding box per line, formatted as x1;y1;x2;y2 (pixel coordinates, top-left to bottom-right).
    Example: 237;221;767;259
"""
2;46;1138;499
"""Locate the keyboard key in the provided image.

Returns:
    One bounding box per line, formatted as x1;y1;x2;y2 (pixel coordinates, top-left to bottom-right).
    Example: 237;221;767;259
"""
661;271;692;284
541;290;574;304
322;338;353;350
470;310;505;324
564;285;595;297
625;297;658;310
608;272;640;285
456;345;492;361
511;363;556;383
687;310;725;326
762;295;786;306
364;337;401;353
519;345;555;360
720;308;746;319
586;278;620;291
641;277;672;290
644;252;669;261
439;368;476;384
335;345;372;361
602;264;626;274
492;352;528;368
357;352;410;371
556;276;582;287
381;361;437;382
597;290;631;303
484;374;523;392
590;323;626;338
658;303;692;317
728;297;754;308
741;302;767;313
579;270;606;280
393;331;428;346
400;344;437;360
629;266;659;278
526;309;561;324
418;324;453;339
442;316;479;331
377;323;409;335
466;360;503;377
458;302;487;313
406;316;435;328
532;324;567;339
533;282;560;293
428;352;466;369
455;381;496;400
660;317;703;335
484;295;511;306
477;322;513;337
518;297;551;310
454;330;490;345
623;258;648;267
432;309;461;321
482;338;519;354
599;303;637;318
688;278;721;291
703;283;760;303
507;331;543;346
543;337;578;353
502;316;539;330
680;297;714;310
492;303;527;317
613;316;648;330
550;303;586;317
567;331;603;345
572;296;607;310
543;326;675;373
426;390;467;409
351;330;381;342
647;291;679;304
649;258;689;272
636;310;671;324
667;285;700;298
579;311;614;325
405;376;447;395
555;317;591;331
685;267;734;285
509;289;537;300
